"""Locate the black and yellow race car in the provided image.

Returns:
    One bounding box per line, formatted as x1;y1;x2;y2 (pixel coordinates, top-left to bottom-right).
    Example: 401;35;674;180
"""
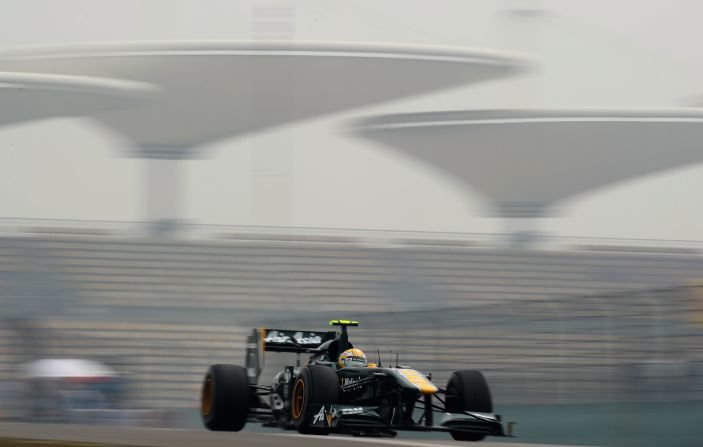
200;320;515;441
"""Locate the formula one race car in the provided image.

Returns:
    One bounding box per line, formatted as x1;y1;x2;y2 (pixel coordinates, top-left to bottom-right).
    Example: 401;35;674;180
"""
200;320;515;440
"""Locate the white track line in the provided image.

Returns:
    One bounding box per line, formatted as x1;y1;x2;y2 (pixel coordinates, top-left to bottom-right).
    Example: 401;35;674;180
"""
272;432;583;447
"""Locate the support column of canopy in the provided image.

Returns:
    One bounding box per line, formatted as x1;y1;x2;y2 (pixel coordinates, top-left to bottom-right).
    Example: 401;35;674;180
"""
493;202;549;247
136;146;194;236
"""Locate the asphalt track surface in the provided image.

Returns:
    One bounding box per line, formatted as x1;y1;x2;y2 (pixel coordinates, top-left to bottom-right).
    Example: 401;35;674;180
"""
0;423;579;447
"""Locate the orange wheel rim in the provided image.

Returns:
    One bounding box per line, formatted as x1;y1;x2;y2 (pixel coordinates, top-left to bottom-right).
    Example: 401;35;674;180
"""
201;375;213;417
291;378;305;419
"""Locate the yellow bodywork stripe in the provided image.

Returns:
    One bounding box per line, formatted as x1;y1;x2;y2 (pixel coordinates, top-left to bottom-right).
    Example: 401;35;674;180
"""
398;369;438;395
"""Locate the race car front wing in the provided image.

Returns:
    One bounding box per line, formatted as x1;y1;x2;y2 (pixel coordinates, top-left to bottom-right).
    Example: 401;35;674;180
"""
303;403;515;438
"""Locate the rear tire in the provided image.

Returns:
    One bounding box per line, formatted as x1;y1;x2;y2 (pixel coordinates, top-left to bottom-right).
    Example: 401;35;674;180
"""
291;365;339;435
201;364;249;431
445;370;492;441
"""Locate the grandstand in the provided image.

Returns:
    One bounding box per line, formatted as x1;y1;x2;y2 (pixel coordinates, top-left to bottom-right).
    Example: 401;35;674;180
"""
1;223;702;414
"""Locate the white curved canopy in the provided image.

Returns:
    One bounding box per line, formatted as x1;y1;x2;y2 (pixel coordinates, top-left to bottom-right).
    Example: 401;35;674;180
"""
0;72;154;127
357;109;703;217
0;41;528;150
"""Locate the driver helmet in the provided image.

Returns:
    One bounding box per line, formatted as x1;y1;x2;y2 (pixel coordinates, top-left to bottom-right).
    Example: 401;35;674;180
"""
338;348;367;368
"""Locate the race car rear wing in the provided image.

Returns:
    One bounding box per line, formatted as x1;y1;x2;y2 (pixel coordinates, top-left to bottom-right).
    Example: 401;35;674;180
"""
261;328;337;353
245;328;336;383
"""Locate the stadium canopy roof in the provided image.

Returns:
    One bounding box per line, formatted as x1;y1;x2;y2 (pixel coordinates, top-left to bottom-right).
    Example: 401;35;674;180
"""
0;40;529;155
356;108;703;218
0;72;154;127
0;41;528;222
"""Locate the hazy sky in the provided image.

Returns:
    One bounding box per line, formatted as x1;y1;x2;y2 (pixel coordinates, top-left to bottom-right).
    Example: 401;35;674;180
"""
2;0;703;240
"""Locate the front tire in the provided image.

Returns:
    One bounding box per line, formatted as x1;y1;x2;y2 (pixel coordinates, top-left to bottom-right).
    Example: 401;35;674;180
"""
445;370;492;441
291;365;339;435
201;364;249;431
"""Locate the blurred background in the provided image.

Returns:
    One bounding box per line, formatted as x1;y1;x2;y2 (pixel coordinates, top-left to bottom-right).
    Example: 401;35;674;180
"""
1;1;703;446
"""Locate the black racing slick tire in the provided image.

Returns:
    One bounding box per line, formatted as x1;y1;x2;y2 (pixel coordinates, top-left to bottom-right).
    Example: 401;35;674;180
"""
445;370;493;441
291;365;339;435
201;364;249;431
